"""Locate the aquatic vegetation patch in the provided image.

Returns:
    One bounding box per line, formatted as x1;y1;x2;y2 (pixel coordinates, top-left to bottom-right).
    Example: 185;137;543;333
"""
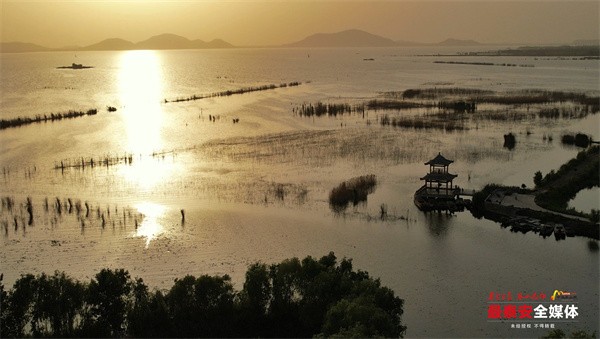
503;133;516;150
292;89;598;131
434;60;534;67
264;182;309;205
402;87;599;108
1;196;146;238
293;102;359;117
164;81;302;103
380;114;467;131
0;109;98;130
561;133;593;148
400;87;493;100
366;99;427;111
53;150;176;171
329;174;377;212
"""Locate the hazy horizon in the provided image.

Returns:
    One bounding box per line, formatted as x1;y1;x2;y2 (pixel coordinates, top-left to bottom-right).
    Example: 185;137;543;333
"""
1;0;598;48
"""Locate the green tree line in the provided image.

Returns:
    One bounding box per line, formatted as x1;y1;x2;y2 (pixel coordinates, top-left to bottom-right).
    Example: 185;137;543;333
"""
0;252;406;338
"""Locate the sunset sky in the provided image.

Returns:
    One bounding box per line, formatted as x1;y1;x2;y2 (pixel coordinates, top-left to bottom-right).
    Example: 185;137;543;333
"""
1;0;598;47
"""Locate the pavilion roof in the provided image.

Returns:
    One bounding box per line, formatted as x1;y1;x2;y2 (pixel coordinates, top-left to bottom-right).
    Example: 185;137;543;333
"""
420;172;458;182
425;153;454;166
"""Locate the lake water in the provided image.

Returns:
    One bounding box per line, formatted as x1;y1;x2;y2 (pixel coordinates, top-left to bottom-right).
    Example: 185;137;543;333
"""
569;187;600;214
1;47;599;337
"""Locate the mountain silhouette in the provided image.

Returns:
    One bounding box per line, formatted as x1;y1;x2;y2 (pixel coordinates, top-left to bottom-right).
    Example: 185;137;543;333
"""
83;38;136;51
135;33;193;49
203;39;234;49
134;34;234;50
285;29;398;48
1;34;234;52
436;38;482;46
284;30;485;48
0;42;50;53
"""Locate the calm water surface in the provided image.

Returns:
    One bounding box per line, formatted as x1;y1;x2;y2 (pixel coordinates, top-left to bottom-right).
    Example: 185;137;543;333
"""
569;187;600;214
1;48;598;337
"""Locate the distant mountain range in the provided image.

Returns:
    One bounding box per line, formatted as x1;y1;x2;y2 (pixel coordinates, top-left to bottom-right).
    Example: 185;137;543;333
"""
0;42;52;53
0;33;234;53
285;29;398;48
1;30;598;53
285;29;484;48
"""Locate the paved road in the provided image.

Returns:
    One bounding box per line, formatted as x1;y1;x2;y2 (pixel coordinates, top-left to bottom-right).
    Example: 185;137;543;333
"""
498;193;589;222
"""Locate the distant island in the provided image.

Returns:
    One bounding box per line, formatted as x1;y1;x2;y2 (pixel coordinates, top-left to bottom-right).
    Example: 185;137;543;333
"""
0;33;234;53
56;63;93;69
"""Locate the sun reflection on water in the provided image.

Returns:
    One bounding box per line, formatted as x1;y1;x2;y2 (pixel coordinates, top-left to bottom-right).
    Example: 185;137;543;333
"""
118;50;171;191
134;202;166;248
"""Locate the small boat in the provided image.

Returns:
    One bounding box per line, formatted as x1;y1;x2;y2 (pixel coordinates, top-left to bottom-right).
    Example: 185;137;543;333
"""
554;224;566;240
539;223;554;237
529;220;542;233
511;221;530;234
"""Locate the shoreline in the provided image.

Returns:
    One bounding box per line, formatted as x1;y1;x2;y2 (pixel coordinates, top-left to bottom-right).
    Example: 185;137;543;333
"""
470;146;600;240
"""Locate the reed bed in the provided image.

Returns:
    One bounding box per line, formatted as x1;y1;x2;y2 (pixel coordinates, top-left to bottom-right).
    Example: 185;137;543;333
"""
503;133;516;150
0;109;98;130
400;87;598;107
54;153;135;170
401;88;493;99
380;114;467;131
165;82;302;103
437;101;477;113
293;102;358;117
293;88;597;125
434;60;534;67
402;87;599;108
561;133;592;148
1;195;147;237
53;150;175;171
366;99;427;111
479;111;533;121
293;99;429;117
329;174;377;212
